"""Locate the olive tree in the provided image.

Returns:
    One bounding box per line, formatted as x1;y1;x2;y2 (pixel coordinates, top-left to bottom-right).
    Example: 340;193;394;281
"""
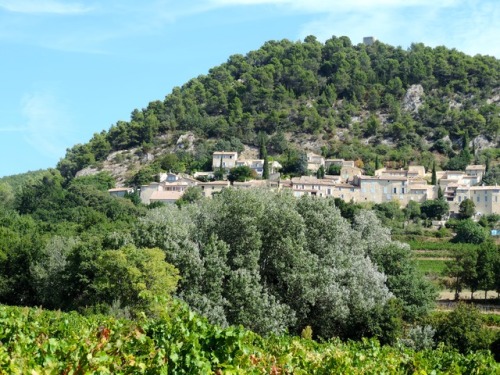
134;189;435;339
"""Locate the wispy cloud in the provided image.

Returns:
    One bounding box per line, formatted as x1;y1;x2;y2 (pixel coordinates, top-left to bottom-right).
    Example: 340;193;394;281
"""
0;0;497;57
0;126;29;132
21;90;73;158
0;1;207;54
0;0;93;15
205;0;499;57
208;0;460;12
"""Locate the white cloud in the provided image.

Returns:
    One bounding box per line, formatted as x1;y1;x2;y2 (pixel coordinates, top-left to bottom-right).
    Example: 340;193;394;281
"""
448;1;500;57
21;90;73;158
0;0;92;14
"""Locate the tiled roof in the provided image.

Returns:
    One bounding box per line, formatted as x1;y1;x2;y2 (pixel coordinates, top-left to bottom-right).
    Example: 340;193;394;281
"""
466;165;486;170
150;190;183;201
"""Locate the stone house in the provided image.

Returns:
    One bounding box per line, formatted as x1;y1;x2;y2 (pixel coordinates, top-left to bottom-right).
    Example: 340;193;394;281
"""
306;152;325;172
212;151;238;171
451;185;500;216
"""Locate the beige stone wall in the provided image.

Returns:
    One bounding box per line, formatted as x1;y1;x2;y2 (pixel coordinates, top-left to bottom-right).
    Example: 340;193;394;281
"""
140;183;160;204
199;182;230;198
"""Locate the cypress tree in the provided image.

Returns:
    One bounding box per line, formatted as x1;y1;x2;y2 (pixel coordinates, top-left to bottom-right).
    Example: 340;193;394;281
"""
437;184;444;200
316;165;325;179
462;130;470;151
263;153;270;179
431;161;437;185
258;132;268;159
214;156;224;181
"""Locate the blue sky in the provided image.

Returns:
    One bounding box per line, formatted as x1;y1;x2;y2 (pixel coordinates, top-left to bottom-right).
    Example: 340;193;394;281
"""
0;0;498;177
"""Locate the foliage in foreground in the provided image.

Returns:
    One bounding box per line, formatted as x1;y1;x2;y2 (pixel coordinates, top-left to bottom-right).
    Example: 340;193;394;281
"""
0;304;498;374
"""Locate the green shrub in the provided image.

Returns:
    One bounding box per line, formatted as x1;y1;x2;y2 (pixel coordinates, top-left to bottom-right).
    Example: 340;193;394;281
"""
435;227;451;238
453;219;488;244
433;303;495;353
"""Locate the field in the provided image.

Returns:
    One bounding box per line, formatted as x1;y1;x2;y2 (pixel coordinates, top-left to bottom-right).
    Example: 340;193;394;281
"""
415;258;447;276
407;237;455;286
0;304;498;373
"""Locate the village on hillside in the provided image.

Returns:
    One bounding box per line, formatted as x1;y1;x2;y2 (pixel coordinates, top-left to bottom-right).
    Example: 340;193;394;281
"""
108;151;500;218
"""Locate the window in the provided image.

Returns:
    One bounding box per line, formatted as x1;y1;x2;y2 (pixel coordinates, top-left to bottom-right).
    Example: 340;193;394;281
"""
477;196;480;203
393;187;397;194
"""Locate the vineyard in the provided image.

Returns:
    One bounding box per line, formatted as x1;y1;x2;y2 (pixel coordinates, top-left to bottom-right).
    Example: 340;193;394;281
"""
0;304;497;374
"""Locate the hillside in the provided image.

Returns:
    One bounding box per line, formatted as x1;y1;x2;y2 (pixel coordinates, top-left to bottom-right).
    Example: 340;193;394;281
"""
1;33;500;366
55;36;500;185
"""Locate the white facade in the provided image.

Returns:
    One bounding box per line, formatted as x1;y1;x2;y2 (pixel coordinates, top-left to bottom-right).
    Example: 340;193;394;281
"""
451;186;500;215
212;151;238;170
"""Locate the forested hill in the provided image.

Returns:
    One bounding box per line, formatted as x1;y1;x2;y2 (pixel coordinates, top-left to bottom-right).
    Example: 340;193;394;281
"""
57;36;500;182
